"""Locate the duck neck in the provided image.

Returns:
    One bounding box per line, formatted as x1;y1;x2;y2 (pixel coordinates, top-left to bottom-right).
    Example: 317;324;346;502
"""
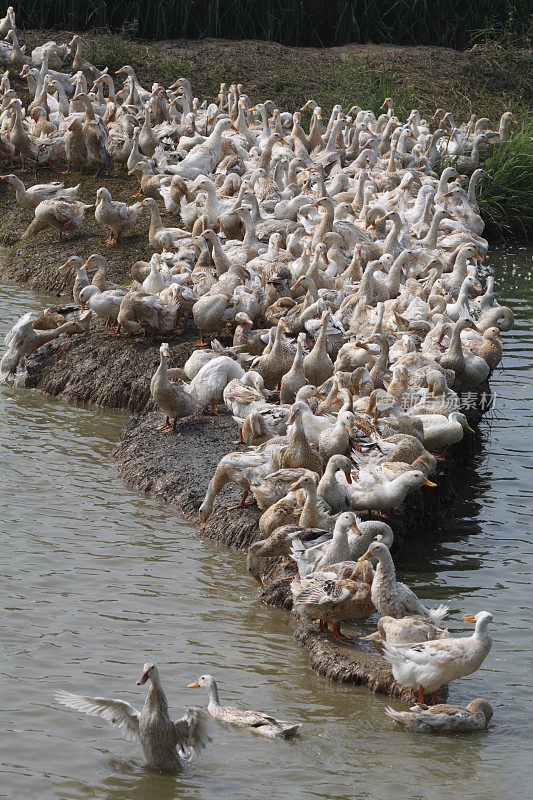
419;211;445;248
375;550;396;579
467;170;483;212
148;202;163;234
144;676;169;716
300;483;318;527
206;680;221;708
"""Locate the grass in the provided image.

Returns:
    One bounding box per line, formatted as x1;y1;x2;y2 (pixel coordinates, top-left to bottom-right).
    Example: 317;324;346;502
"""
12;0;533;49
476;114;533;240
348;53;415;120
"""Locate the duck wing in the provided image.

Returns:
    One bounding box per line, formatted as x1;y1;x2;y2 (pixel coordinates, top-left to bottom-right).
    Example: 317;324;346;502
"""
55;690;140;741
174;707;214;758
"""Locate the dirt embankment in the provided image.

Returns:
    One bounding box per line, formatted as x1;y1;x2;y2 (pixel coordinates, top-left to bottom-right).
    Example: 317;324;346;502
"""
25;328;202;413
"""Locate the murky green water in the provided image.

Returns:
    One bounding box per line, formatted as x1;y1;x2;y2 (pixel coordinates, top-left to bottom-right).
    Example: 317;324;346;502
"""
1;246;532;800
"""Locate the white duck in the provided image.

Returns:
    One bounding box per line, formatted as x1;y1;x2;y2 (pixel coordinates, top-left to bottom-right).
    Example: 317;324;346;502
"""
0;174;79;209
79;285;125;327
382;611;493;705
347;470;432;513
187;674;300;739
417;411;474;450
187;355;245;414
358;541;449;623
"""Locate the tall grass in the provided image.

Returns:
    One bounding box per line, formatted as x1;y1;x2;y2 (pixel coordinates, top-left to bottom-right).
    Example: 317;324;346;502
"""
477;115;533;240
349;54;415;120
11;0;533;49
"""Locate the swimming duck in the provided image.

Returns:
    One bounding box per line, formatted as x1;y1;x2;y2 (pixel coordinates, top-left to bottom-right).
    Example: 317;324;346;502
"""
56;663;213;770
385;697;493;733
187;675;300;739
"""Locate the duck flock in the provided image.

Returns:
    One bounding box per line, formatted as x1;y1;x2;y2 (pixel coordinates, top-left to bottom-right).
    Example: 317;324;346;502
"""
0;8;518;770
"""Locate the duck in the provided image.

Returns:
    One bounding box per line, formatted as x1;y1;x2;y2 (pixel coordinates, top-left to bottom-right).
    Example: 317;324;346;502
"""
150;342;197;431
363;615;449;654
358;541;448;622
303;310;334;386
187;355;244;414
95;187;143;243
253;318;294;390
281;403;324;476
56;663;213;770
385;697;494;733
192;292;237;345
1;310;91;376
347;469;432;513
246;524;329;586
116;288;179;337
223;369;265;419
291;561;375;642
250;467;317;511
187;675;300;739
316;454;353;512
382;611;493;704
59;255;89;303
290;511;358;576
7;98;39;170
88;254;121;292
79;285;125;327
318;410;355;462
0;174;79;208
22;197;93;239
418;411;475;450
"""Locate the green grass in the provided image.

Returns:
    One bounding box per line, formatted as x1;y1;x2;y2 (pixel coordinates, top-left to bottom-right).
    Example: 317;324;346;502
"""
348;54;415;120
12;0;533;49
477;114;533;240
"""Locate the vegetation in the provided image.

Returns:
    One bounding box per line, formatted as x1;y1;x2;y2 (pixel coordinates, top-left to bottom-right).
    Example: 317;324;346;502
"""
13;0;532;49
477;115;533;240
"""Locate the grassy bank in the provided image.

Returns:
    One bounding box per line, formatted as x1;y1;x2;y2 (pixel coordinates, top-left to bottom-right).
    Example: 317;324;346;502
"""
18;30;533;125
12;0;532;49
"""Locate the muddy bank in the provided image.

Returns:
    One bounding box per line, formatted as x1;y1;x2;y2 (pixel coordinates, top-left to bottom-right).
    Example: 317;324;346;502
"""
111;408;476;696
25;327;205;413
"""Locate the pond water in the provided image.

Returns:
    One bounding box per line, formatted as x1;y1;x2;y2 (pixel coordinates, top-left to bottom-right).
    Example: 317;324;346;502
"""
1;245;532;800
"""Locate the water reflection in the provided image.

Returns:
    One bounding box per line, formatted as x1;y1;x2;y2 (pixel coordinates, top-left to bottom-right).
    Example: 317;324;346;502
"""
0;245;532;800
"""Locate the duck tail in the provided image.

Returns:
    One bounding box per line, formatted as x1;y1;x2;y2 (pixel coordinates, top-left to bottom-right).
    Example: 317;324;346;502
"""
428;604;449;622
384;706;407;726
